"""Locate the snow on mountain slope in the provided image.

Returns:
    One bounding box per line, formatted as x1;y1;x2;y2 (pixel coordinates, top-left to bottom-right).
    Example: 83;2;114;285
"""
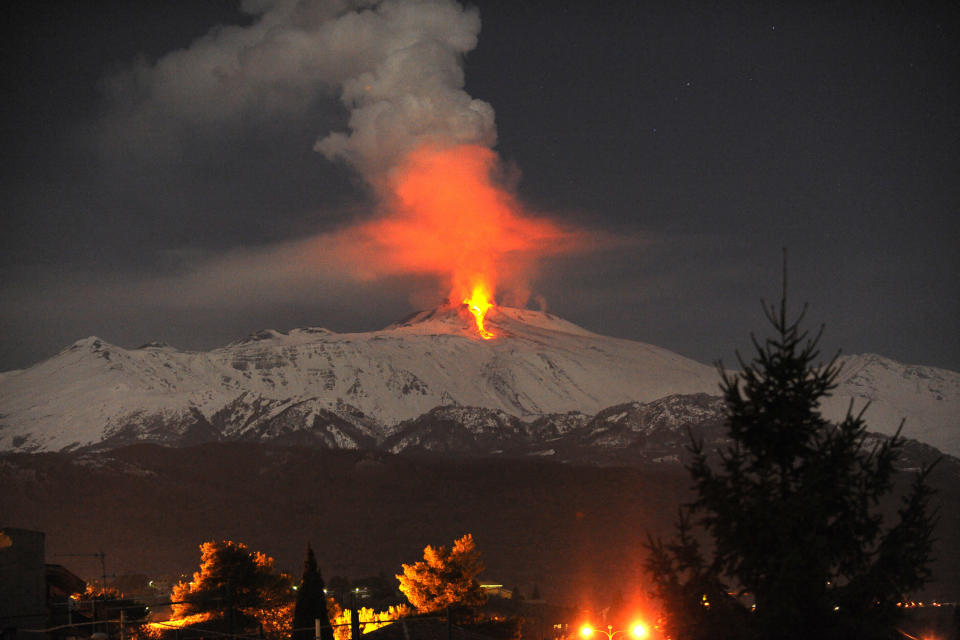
0;306;956;456
826;354;960;459
0;306;720;452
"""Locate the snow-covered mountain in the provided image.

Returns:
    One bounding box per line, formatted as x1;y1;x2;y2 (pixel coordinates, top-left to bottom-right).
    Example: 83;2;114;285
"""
0;305;957;456
821;353;960;459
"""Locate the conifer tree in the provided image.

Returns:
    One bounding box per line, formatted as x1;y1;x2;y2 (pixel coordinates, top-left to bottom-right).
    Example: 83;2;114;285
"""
645;273;937;640
293;544;334;640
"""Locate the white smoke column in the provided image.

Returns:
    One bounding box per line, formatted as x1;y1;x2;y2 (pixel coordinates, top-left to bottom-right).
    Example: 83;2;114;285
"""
100;0;495;183
314;0;497;180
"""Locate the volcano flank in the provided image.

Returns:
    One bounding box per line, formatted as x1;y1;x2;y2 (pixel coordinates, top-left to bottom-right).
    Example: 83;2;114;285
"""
0;306;958;457
2;306;959;604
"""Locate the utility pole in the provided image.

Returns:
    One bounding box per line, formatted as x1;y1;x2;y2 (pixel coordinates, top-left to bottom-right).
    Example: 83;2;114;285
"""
350;589;361;640
226;580;235;638
54;551;108;633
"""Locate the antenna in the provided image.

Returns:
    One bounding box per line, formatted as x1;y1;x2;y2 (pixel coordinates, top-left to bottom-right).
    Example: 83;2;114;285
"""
54;550;108;589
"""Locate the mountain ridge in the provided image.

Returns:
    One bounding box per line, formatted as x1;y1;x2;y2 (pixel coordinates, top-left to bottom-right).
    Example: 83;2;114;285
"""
0;305;957;456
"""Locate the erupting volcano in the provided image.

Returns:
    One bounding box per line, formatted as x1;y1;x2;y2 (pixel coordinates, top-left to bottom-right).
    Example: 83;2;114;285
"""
338;144;586;340
289;0;596;341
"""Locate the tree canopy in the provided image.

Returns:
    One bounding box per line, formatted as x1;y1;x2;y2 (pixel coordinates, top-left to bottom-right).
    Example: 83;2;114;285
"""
645;289;937;640
171;540;294;636
396;533;486;614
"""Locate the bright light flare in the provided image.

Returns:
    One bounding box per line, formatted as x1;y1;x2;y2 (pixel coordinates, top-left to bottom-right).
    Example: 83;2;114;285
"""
578;623;647;640
463;283;495;339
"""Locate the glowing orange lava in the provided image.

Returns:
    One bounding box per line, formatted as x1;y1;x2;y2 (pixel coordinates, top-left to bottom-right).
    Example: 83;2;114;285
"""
328;144;590;340
463;283;495;339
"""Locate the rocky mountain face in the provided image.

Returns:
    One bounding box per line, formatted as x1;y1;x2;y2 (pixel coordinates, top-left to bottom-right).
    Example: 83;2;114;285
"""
1;305;957;456
381;394;727;464
382;392;951;474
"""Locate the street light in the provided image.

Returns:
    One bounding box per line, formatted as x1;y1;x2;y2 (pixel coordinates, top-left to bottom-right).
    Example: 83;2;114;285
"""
580;623;647;640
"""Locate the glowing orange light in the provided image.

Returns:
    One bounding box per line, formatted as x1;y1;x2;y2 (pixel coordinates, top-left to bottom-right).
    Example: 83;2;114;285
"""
463;283;495;339
329;144;587;333
145;612;213;634
580;625;594;638
631;623;647;638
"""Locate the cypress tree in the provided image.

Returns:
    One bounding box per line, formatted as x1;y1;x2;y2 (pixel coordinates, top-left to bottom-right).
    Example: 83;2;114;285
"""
293;544;334;640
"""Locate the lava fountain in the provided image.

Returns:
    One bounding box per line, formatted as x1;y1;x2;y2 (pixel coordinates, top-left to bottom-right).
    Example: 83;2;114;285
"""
343;143;585;339
463;282;495;339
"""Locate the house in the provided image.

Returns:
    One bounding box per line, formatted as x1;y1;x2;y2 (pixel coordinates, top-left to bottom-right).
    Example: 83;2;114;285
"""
0;528;86;640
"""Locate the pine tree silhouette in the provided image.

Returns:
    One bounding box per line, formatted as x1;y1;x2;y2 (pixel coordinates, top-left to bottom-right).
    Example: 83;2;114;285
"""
646;261;937;640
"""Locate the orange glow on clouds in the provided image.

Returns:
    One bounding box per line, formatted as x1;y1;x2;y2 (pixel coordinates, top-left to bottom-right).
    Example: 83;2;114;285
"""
335;144;585;338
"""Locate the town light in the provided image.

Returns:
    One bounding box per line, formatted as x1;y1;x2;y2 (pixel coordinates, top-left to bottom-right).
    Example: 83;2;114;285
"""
579;623;647;640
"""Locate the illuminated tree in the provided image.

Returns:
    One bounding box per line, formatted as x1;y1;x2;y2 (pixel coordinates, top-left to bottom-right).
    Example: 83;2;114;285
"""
645;285;937;640
171;540;294;637
396;533;486;613
293;544;334;640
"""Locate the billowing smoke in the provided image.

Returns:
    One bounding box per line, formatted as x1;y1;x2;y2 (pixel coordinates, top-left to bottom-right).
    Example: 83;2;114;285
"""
313;1;497;180
102;0;495;177
303;0;585;313
98;0;590;327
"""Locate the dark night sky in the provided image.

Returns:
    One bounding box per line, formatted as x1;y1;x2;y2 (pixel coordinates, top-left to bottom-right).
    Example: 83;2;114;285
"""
2;0;958;372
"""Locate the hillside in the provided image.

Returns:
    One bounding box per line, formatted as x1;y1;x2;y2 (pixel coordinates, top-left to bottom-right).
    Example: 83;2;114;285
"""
2;441;956;606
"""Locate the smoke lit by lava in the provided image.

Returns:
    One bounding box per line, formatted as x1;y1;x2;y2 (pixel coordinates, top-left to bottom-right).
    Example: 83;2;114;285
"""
333;144;586;339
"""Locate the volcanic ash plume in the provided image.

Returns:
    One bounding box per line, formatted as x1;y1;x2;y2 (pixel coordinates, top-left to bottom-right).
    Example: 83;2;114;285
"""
98;0;590;337
313;1;587;336
314;0;497;180
335;144;581;336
